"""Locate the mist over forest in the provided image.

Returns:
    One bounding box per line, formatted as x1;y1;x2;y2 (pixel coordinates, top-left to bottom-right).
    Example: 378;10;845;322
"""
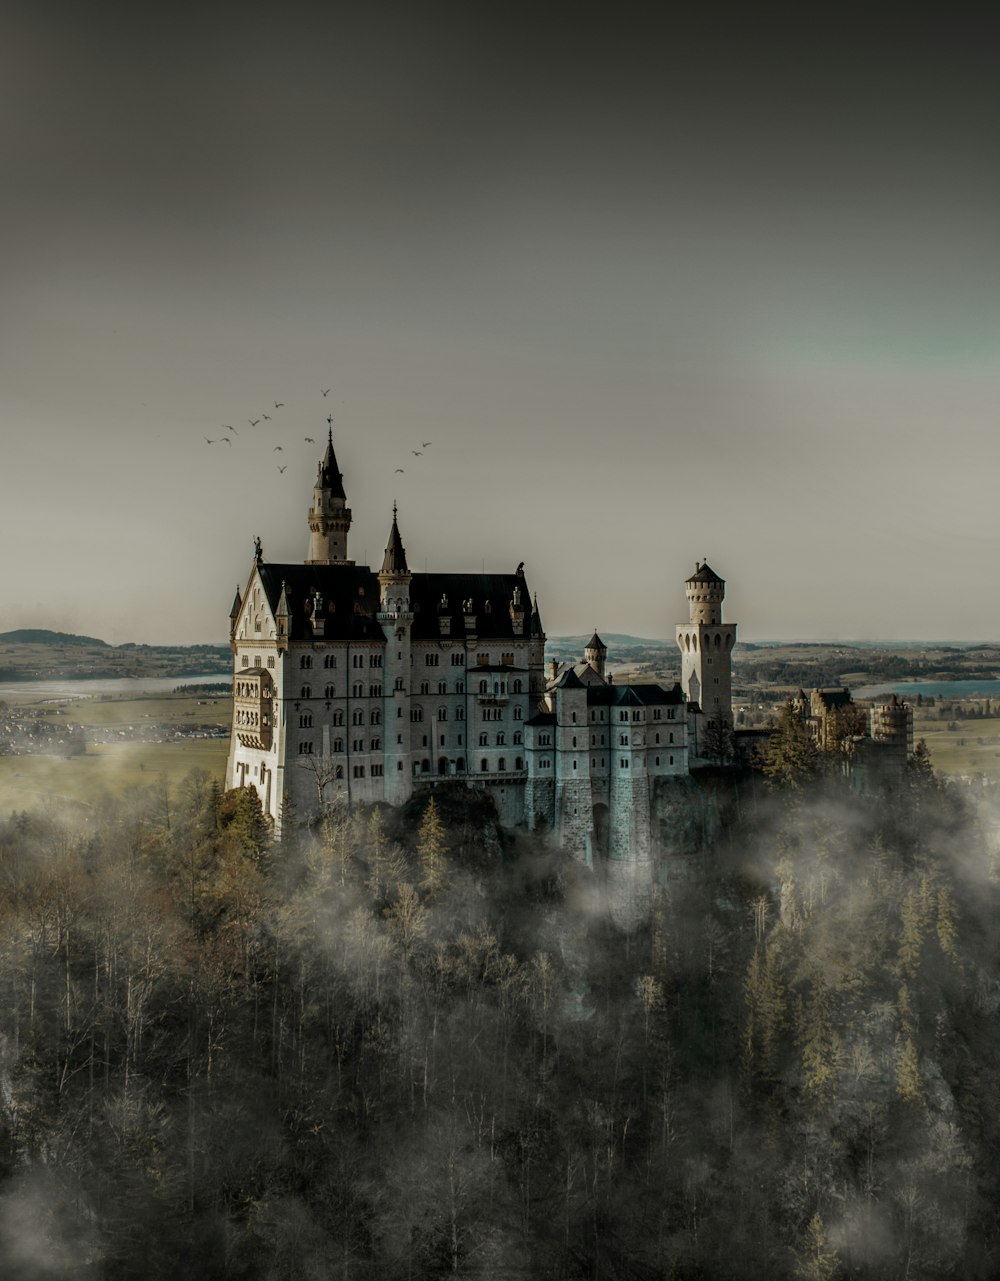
0;755;997;1279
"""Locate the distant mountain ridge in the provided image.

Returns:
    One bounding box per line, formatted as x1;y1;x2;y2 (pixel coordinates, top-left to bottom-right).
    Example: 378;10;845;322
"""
0;629;110;648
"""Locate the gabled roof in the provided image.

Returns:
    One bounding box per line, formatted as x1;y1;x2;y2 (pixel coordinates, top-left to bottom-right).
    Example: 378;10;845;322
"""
553;667;586;690
256;562;385;642
247;562;537;643
584;681;686;708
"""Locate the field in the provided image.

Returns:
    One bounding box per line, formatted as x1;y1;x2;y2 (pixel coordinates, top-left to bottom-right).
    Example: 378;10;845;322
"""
912;710;1000;781
0;691;231;814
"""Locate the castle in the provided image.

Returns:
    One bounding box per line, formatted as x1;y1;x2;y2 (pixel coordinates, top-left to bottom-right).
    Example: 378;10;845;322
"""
225;430;735;869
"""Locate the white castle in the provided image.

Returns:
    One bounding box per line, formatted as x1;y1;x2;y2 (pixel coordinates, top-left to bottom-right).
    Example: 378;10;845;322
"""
226;430;735;870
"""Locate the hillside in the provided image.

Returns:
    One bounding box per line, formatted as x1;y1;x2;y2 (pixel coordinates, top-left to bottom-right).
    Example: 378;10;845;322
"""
0;628;110;647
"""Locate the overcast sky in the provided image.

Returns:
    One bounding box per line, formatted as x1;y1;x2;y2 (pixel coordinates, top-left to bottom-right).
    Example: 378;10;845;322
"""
3;6;1000;645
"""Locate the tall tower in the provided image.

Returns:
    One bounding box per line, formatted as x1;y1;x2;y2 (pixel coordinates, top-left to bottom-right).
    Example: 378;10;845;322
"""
306;423;353;564
584;631;607;679
675;562;736;729
377;506;413;804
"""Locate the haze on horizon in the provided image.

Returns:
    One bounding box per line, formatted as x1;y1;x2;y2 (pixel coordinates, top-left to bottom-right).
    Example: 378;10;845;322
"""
3;6;999;648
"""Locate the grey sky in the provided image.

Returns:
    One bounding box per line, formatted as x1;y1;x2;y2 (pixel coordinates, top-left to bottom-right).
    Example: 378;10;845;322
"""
3;7;999;644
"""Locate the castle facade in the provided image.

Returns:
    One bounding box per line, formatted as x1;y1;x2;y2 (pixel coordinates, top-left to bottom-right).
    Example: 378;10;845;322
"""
225;432;735;863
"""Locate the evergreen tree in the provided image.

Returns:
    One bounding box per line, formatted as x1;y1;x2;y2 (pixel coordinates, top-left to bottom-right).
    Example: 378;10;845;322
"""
417;795;447;899
763;701;821;791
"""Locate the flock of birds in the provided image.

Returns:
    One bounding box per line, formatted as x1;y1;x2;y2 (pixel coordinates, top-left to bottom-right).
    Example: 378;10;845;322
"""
201;389;433;477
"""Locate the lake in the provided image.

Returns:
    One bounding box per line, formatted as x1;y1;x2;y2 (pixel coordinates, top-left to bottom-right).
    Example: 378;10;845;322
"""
0;674;231;700
855;680;1000;700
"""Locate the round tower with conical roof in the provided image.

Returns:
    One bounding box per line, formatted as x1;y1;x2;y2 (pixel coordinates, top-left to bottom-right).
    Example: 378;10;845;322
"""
675;561;736;737
306;423;353;564
584;631;607;679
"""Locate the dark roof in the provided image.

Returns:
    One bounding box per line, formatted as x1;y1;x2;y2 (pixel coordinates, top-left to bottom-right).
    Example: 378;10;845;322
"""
318;429;346;500
252;563;536;643
586;631;607;652
229;587;242;620
409;571;534;641
525;711;556;727
686;561;724;585
380;509;408;575
256;562;386;642
584;681;686;708
553;667;586;690
530;595;544;637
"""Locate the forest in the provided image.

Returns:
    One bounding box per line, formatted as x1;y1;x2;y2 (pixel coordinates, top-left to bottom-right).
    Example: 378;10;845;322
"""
0;751;997;1279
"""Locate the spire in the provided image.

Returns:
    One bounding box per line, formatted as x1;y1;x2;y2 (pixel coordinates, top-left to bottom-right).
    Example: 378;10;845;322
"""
319;417;347;500
586;631;606;653
380;503;409;575
530;593;544;637
276;581;291;619
229;585;242;621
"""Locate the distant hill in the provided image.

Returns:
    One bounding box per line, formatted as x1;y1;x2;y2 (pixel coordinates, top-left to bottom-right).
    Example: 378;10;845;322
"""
0;629;110;648
549;633;664;648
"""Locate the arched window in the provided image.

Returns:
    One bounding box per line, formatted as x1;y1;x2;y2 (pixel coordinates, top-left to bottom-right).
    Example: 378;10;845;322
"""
513;679;522;693
515;756;522;770
300;685;311;699
335;765;344;779
333;738;343;752
369;684;382;697
456;756;465;772
352;682;363;697
481;758;489;772
479;679;488;694
353;710;364;725
299;713;312;728
496;733;505;745
325;684;335;698
438;707;447;721
300;655;312;669
371;737;381;750
514;707;522;720
498;757;506;771
421;758;430;773
324;654;336;669
370;709;381;725
479;732;488;746
438;681;447;694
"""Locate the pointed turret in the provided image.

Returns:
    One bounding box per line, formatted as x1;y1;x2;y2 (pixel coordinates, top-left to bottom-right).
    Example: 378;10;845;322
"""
380;504;409;575
276;580;291;649
377;504;412;613
530;594;544;637
306;420;353;564
229;585;243;650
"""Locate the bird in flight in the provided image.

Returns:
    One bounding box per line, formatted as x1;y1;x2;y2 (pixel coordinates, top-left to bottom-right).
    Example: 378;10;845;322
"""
277;465;287;473
321;388;331;396
395;468;405;473
219;437;231;445
274;401;284;408
412;450;423;456
304;436;315;443
248;418;260;427
273;446;283;451
223;424;236;433
422;441;432;447
204;437;216;444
